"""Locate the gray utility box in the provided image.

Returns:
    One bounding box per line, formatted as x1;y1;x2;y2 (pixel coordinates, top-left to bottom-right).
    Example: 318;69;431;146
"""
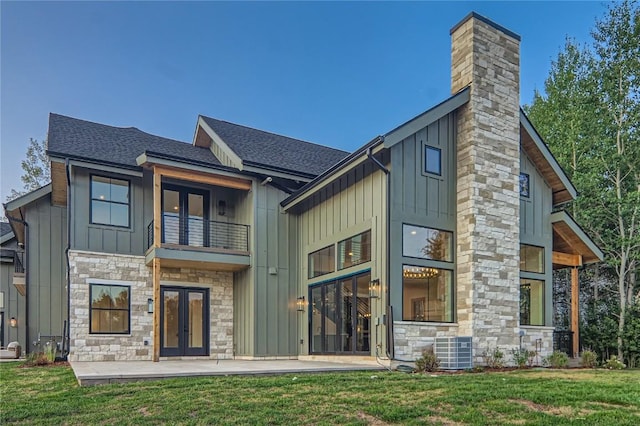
435;337;473;369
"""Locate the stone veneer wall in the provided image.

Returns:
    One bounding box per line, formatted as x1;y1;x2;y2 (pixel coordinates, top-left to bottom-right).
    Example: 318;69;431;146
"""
393;322;459;361
159;267;234;359
520;326;554;361
69;251;234;361
69;251;153;361
451;15;522;361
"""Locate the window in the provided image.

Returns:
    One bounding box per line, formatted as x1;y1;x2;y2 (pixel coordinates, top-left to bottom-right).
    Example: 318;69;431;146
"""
308;245;335;279
520;279;544;325
403;224;453;262
424;146;442;175
337;230;371;270
520;244;544;273
90;284;130;334
519;173;530;198
91;176;130;227
402;266;453;322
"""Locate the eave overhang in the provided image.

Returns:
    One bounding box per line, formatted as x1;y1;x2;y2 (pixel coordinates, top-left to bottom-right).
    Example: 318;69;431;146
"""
3;184;53;245
520;110;577;206
551;210;604;267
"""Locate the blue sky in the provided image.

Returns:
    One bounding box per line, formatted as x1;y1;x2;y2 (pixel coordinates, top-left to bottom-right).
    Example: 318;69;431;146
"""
1;1;610;202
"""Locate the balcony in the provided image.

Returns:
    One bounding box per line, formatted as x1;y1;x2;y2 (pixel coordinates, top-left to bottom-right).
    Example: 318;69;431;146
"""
145;215;250;271
13;251;26;296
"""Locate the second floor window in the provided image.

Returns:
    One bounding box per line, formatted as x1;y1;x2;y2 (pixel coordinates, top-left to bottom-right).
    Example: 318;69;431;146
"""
91;176;130;227
308;245;335;279
337;230;371;270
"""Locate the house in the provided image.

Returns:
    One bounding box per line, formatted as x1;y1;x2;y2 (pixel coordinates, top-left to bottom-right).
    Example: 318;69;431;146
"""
2;12;602;365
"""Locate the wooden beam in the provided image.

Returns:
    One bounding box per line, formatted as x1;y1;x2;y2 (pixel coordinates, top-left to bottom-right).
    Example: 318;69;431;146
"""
571;267;579;358
152;258;161;362
51;161;68;206
155;165;252;191
153;166;161;249
552;251;583;267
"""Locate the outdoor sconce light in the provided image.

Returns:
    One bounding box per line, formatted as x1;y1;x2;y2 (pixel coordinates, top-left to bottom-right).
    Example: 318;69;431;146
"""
10;317;17;328
369;279;380;299
296;296;306;312
218;200;226;216
147;298;154;314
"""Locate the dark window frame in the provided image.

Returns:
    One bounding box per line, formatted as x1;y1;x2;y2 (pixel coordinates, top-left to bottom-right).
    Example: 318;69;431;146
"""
401;264;455;323
308;244;336;279
520;244;545;273
337;230;372;271
519;173;530;198
89;283;131;335
424;145;442;176
520;278;545;326
402;223;454;263
90;174;131;228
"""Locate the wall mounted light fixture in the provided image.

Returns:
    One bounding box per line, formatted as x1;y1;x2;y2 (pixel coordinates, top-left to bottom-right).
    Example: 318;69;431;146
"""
147;298;154;314
296;296;306;312
369;279;380;299
10;317;17;328
218;200;226;216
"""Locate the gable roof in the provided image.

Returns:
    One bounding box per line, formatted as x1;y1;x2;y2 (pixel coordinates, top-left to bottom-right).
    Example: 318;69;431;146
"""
0;222;12;238
551;210;604;265
199;116;349;178
47;113;222;170
3;184;52;245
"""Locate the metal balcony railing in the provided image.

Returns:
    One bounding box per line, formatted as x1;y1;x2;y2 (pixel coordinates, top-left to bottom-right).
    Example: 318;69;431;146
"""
553;330;574;357
14;251;25;274
147;215;249;252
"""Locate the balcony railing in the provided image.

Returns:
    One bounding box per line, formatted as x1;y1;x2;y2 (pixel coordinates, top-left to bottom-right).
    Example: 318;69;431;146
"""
14;251;25;274
147;215;249;252
553;330;574;357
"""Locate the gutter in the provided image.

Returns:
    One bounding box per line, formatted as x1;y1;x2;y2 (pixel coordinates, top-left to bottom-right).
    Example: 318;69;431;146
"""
366;146;394;360
4;214;29;353
64;159;71;358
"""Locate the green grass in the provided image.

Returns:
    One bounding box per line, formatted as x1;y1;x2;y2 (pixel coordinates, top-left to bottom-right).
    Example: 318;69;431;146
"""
0;363;639;425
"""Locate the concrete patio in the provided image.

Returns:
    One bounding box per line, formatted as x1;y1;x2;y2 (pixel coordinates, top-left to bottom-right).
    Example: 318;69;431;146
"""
70;359;386;386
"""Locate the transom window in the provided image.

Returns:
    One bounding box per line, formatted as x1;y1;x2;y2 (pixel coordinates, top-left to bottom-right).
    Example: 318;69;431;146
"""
520;244;544;273
91;176;130;227
519;173;530;198
402;266;453;322
337;230;371;270
90;284;130;334
403;224;453;262
424;146;442;175
308;245;335;279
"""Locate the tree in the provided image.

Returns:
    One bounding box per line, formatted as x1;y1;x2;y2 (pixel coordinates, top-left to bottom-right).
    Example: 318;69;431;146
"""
6;138;51;201
525;0;640;362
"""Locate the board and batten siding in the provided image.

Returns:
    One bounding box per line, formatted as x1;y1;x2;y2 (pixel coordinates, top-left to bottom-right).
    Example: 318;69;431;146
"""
25;194;67;352
295;161;388;356
1;240;26;349
389;114;457;322
519;151;553;326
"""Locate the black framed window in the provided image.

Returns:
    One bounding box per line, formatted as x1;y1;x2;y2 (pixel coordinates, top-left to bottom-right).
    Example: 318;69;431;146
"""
90;284;130;334
520;279;544;326
403;224;453;262
520;244;544;273
308;245;335;279
519;173;530;198
402;265;453;322
337;230;371;270
91;176;130;227
425;146;442;175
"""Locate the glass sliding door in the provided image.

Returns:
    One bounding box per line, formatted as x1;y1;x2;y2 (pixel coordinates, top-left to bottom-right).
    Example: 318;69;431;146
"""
309;271;371;355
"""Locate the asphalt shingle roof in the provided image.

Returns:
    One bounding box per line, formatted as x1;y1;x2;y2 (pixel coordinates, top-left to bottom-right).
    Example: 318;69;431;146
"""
0;222;12;237
47;114;222;168
201;116;349;176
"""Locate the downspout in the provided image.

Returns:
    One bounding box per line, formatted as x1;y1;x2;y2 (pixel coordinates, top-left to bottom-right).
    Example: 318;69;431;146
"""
5;214;29;353
366;145;394;359
64;159;71;358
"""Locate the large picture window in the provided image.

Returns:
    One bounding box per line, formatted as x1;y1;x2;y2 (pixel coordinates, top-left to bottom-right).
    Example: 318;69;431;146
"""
402;266;453;323
337;230;371;270
90;284;130;334
91;176;130;227
403;224;453;262
520;279;544;326
308;245;335;279
520;244;544;273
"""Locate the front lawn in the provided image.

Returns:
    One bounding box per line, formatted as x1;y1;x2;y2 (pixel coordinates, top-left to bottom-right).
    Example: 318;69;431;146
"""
0;363;638;425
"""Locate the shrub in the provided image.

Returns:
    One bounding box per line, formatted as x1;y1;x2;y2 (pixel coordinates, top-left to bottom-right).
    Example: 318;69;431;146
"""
24;352;51;367
580;350;598;368
603;356;626;370
482;347;505;369
511;348;536;368
415;348;440;372
543;351;569;368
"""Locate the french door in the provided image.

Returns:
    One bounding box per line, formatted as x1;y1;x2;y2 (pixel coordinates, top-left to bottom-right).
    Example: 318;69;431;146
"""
162;185;209;247
310;272;371;354
160;287;209;357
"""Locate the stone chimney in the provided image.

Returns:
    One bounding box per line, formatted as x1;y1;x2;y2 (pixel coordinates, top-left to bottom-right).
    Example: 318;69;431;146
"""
451;13;521;359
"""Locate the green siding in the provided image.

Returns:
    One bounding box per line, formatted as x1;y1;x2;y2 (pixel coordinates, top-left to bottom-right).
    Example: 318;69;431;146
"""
389;114;457;321
1;241;26;349
25;194;67;352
